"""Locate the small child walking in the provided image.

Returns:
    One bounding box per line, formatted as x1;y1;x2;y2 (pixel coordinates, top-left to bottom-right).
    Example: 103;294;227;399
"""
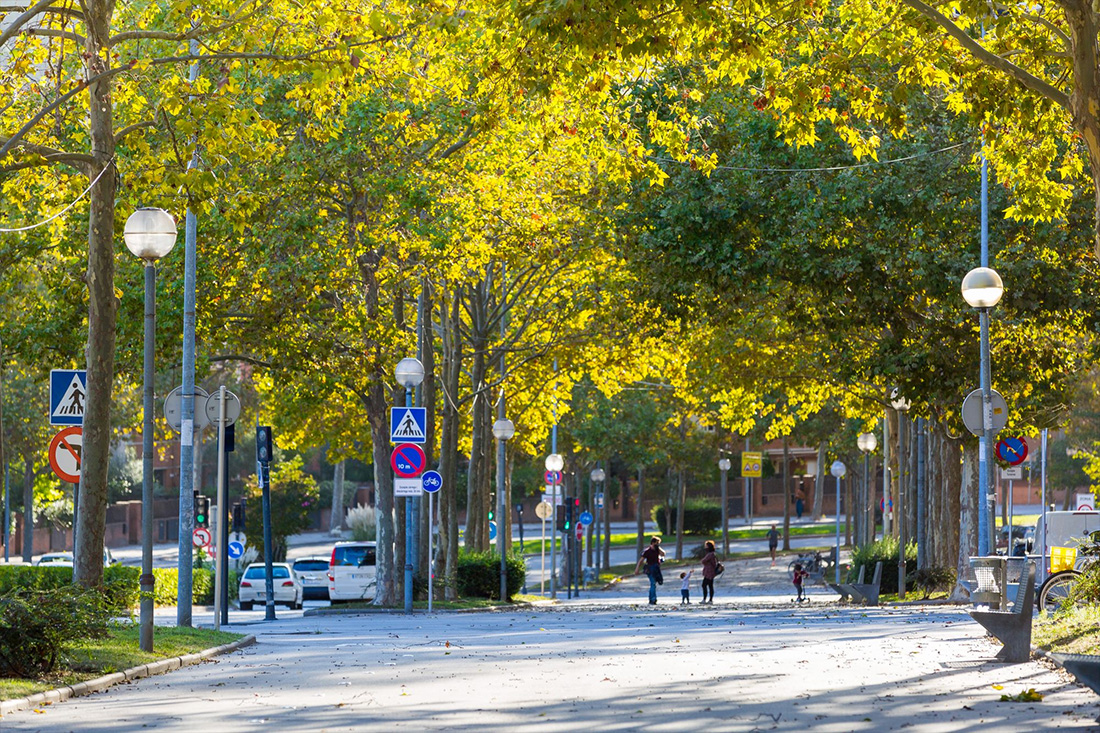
680;569;694;604
792;563;808;603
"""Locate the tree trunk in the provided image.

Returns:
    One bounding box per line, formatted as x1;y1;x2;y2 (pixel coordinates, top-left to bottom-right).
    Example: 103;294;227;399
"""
636;467;645;559
74;0;119;588
812;441;825;520
420;289;436;583
358;241;395;606
438;289;461;600
951;442;979;600
21;459;33;562
782;438;791;551
330;459;345;535
844;464;852;547
368;386;395;606
674;469;685;560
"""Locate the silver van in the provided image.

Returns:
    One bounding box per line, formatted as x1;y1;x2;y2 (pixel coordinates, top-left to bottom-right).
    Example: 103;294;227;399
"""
328;542;377;602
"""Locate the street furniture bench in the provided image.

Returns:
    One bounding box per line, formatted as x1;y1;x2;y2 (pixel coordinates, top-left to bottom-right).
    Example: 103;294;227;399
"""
968;562;1035;663
829;561;882;605
1047;652;1100;720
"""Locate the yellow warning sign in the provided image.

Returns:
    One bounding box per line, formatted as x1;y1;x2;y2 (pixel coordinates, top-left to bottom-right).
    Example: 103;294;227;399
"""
741;451;763;478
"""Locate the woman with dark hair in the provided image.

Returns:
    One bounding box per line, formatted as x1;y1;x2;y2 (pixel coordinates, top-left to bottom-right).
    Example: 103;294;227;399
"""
701;540;719;604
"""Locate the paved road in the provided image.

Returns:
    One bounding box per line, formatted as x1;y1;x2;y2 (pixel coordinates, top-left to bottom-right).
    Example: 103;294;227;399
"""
4;556;1099;731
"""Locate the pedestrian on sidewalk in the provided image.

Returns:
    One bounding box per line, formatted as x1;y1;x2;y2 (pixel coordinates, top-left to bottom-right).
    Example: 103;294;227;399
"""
680;569;694;604
766;525;780;566
634;536;665;604
792;562;808;603
700;540;719;604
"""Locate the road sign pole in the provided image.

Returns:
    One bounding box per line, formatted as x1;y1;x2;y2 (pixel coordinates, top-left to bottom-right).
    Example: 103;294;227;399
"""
214;387;227;631
541;517;545;596
220;426;231;627
428;490;434;614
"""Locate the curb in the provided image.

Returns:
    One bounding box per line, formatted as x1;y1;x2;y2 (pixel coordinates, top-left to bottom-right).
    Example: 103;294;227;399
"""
304;600;552;617
0;634;256;717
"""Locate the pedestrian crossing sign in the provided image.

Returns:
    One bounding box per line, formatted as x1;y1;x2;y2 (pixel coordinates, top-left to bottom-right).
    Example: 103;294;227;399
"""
390;407;427;444
50;369;87;426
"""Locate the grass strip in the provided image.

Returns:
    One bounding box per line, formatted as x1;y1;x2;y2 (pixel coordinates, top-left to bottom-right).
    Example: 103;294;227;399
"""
0;625;243;702
1033;606;1100;655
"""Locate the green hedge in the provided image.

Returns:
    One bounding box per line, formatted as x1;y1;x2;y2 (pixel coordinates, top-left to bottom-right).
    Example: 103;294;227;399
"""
847;537;916;592
0;565;138;612
652;499;721;535
455;551;526;600
0;564;218;608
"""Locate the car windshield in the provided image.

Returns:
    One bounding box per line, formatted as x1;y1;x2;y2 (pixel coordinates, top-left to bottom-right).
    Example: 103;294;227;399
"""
244;566;290;580
333;546;376;567
293;560;329;572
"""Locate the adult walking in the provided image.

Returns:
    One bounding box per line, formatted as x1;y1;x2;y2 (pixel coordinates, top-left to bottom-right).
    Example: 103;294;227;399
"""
700;540;720;604
634;536;665;604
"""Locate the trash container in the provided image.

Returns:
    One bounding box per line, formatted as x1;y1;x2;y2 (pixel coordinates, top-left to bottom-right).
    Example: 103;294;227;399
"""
969;556;1007;610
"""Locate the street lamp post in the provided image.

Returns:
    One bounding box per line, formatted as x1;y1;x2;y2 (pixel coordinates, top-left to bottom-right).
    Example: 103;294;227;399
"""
830;460;846;585
590;468;605;573
718;458;731;555
124;207;177;653
395;357;424;614
546;453;564;597
492;417;515;602
962;267;1004;556
856;432;877;546
890;390;911;599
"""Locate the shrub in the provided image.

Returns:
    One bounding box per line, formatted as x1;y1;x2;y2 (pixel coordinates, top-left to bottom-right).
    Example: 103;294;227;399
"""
652;499;721;535
152;568;215;606
1067;561;1100;606
911;566;955;599
0;585;112;678
346;503;378;542
847;537;916;593
0;564;137;614
244;456;321;561
455;551;526;600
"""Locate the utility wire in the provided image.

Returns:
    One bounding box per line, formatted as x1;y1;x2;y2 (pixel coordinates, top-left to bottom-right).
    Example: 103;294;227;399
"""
0;159;115;233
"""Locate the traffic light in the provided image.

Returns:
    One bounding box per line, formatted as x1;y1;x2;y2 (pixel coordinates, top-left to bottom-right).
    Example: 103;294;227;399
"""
231;501;246;532
194;493;210;529
563;497;574;532
256;425;273;463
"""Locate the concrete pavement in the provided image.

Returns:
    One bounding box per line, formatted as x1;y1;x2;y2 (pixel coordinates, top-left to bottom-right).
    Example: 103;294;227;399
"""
3;555;1099;731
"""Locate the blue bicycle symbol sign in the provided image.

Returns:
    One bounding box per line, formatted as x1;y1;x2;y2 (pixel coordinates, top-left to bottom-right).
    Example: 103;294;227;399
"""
421;470;443;494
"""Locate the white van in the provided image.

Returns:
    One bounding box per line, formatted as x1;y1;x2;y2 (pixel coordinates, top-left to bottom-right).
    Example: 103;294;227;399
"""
1034;510;1100;578
328;542;377;602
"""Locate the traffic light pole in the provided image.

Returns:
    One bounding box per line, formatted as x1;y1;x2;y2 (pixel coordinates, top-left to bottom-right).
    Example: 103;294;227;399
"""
257;426;275;621
214;387;227;631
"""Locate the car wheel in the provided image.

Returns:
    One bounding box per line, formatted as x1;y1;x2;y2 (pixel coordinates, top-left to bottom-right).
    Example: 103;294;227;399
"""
240;601;253;611
293;599;303;610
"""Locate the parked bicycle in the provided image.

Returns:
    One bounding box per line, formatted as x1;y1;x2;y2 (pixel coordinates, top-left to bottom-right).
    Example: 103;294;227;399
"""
787;549;834;581
1037;532;1100;612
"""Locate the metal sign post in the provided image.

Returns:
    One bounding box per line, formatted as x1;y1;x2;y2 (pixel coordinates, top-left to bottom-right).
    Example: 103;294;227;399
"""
535;501;552;595
421;470;442;613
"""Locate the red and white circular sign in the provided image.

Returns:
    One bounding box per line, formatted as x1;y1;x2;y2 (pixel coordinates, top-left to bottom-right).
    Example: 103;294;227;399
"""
48;427;83;484
193;527;212;548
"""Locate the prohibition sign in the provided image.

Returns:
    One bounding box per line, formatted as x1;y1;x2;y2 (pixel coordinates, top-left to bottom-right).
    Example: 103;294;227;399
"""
391;443;427;478
996;437;1028;466
49;426;83;483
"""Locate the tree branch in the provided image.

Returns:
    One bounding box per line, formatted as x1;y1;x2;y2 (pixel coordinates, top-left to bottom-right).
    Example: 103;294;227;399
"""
21;26;85;45
901;0;1070;109
114;120;155;144
0;0;60;48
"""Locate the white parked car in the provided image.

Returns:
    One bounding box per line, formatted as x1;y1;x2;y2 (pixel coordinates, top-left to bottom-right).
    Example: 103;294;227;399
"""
328;542;377;602
292;556;331;601
238;562;303;610
33;549;117;567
